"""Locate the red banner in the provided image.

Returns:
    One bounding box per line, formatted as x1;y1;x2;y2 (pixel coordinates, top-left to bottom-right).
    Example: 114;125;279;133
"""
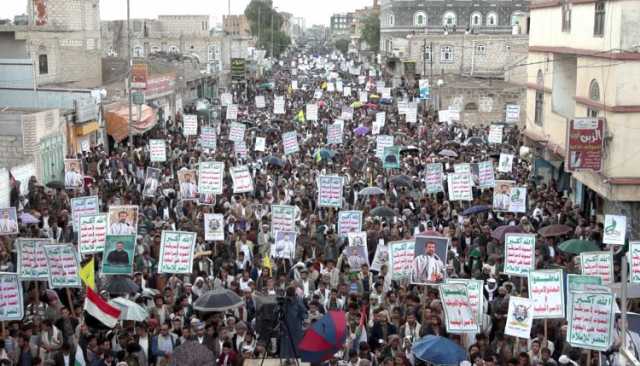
565;118;605;172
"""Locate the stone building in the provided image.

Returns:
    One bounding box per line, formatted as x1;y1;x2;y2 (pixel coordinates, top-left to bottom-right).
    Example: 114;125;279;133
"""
330;13;355;39
223;15;251;38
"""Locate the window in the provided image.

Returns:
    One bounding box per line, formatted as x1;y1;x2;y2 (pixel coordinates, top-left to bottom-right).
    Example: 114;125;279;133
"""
169;46;179;53
442;11;457;26
133;46;144;57
534;70;544;125
562;0;571;32
470;12;482;27
38;54;48;74
387;13;395;26
414;11;427;26
486;12;498;26
475;44;486;56
425;46;432;62
594;1;605;37
440;45;454;63
151;46;160;53
588;79;600;117
465;103;478;111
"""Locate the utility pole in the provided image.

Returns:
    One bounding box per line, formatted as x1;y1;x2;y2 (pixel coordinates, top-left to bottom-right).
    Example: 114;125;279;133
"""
127;0;133;147
271;10;274;58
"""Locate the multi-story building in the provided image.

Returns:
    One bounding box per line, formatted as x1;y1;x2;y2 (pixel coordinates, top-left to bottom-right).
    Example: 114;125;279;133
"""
223;14;251;38
523;0;640;236
330;13;355;39
289;16;306;42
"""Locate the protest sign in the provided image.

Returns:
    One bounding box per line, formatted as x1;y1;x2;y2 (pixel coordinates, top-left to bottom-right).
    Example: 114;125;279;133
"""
183;115;198;136
327;123;343;145
282;131;300;155
375;135;394;160
504;296;534;339
359;91;368;103
565;117;605;172
447;173;472;201
425;163;444;193
406;103;418;123
509;187;527;213
64;159;83;189
343;86;352;97
337;211;363;237
567;291;614;351
631;242;640;283
370;241;389;272
498;153;514;173
566;275;604;319
306;103;318;121
327;82;334;92
226;104;238;120
272;231;296;259
447;279;484;327
274;96;285;114
198;161;224;195
376;112;386;127
255;95;266;108
493;180;515;211
376;81;385;94
506;104;520;123
341;106;354;121
488;124;503;144
382;146;400;169
336;80;343;92
149;139;167;162
317;175;343;208
16;238;51;280
79;214;107;255
228;122;246;142
292;80;299;90
177;169;198;200
477;161;495;189
503;233;535;276
43;244;81;288
603;214;626;245
388;240;415;281
382;87;391;99
397;101;408;115
200;127;217;150
313;89;323;99
271;205;296;235
221;92;233;106
0;274;23;321
412;236;449;285
255;136;266;152
419;79;430;100
102;235;135;275
230;165;253;193
71;196;99;232
581;251;613;284
440;284;478;333
529;269;565;319
204;213;224;241
143;167;161;197
0;207;18;236
158;231;196;274
344;232;369;271
454;163;471;174
235;140;248;159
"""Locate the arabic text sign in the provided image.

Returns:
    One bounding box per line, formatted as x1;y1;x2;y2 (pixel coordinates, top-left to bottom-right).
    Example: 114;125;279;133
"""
567;291;614;351
306;103;318;121
198;161;224;195
271;205;296;236
226;104;238;120
447;173;472;201
630;242;640;283
566;117;605;172
79;214;107;254
149;139;167;162
230;165;253;193
282;131;300;155
505;296;534;339
327;123;343;145
425;163;444;193
71;196;99;232
0;273;23;321
158;231;196;274
506;104;520;122
337;211;363;236
255;95;266;108
388;240;415;281
504;233;536;276
228;122;246;142
43;244;81;288
603;214;626;245
16;239;50;280
447;279;484;327
529;269;565;319
183;115;198;136
477;161;495;189
440;284;479;334
200;127;217;150
317;175;343;208
274;96;285;114
581;251;613;284
376;112;386;127
488;124;503;144
375;135;393;160
255;136;266;152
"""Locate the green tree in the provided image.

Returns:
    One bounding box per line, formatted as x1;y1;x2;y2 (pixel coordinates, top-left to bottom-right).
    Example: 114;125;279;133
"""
361;14;380;53
333;39;349;54
244;0;291;57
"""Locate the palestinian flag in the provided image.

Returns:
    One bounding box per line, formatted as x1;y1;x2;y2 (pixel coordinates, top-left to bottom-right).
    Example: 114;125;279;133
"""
84;287;121;328
352;307;368;351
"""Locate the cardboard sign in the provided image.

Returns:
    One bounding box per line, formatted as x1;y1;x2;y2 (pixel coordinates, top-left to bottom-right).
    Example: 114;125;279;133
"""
200;127;217;150
317;175;343;208
282;131;300;155
488;124;503;144
375;135;393;160
0;207;18;236
198;161;224;195
566;274;603;319
327;123;343;145
71;196;99;232
603;214;626;245
226;104;238;120
529;269;565;319
567;291;614;351
406;103;418;123
254;136;266;152
16;238;51;280
230;165;253;193
228;122;246;142
375;112;386;127
425;163;444;193
102;235;135;275
447;279;484;327
566;117;605;172
504;233;536;276
158;231;196;274
382;146;400;169
343;86;352;97
440;284;478;333
341;107;353;121
271;205;296;235
64;159;84;189
272;231;296;259
183;114;198;136
43;244;81;288
306;103;318;121
177;169;198;200
255;95;266;108
388;240;415;281
498;153;514;173
454;163;471;174
506;104;520;122
221;92;233;106
493;180;515;212
359;91;368;103
419;79;430;100
370;241;389;272
581;251;613;284
79;214;107;254
345;232;369;270
477;161;495;189
274;96;285;114
143;167;161;197
505;296;534;339
337;211;363;237
204;214;224;241
630;242;640;283
149;139;167;162
0;273;23;321
447;173;472;201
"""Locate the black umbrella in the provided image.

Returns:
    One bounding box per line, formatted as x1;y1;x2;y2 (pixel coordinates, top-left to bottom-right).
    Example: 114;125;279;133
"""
46;181;65;190
170;341;215;366
263;155;285;167
389;175;412;188
193;288;243;312
370;206;396;217
400;145;420;154
104;276;140;295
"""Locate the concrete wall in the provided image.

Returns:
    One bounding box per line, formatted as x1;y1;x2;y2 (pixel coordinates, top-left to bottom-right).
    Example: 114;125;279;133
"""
158;15;209;36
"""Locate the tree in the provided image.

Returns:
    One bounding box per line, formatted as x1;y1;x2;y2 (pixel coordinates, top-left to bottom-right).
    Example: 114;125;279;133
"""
361;14;380;53
244;0;291;57
333;39;349;54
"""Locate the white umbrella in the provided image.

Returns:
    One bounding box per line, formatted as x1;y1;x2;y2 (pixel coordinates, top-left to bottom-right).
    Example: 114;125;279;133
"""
109;297;149;322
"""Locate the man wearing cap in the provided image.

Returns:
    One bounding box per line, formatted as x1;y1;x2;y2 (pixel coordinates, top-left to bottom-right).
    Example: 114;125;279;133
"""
411;239;445;283
191;320;216;352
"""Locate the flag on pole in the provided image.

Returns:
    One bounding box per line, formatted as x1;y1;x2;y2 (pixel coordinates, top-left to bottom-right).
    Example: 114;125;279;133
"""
79;258;95;290
352;307;368;351
74;344;86;366
84;287;121;328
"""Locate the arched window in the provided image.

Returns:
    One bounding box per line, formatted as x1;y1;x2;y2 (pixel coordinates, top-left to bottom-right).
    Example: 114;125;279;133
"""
151;46;160;53
486;12;498;26
387;13;395;26
414;11;427;27
442;11;457;26
169;45;179;53
37;45;48;75
133;46;144;57
588;79;600;117
465;102;478;111
534;70;544;125
470;12;482;27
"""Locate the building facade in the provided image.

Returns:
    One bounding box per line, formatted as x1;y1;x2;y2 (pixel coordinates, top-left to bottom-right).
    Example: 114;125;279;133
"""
523;0;640;236
330;13;355;39
223;15;251;38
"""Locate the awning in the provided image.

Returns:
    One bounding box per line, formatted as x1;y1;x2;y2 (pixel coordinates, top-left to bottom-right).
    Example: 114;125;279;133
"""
104;104;157;142
74;120;99;137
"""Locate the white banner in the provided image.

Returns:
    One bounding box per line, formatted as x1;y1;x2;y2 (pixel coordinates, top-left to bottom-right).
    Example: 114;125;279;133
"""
149;139;166;162
603;214;626;245
198;161;224;195
440;284;478;333
504;233;536;276
504;296;534;339
529;269;565;319
183;115;198;136
200;127;217;150
375;135;393;160
274;96;285;114
230;165;253;193
79;214;107;255
306;103;318;121
282;131;300;155
0;273;23;321
581;251;613;284
255;136;266;152
204;214;224;241
226;104;238;120
228;122;246;142
158;231;196;274
488;124;503;144
255;95;266;109
447;173;472;201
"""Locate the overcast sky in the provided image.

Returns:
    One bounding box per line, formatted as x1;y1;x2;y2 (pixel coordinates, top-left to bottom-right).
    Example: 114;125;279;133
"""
2;0;373;27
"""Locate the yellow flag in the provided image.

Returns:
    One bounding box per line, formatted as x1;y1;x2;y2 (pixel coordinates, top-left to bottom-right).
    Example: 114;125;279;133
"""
262;255;272;271
80;258;95;290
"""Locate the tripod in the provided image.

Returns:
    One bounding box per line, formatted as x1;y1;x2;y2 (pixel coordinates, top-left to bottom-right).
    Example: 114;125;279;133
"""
259;298;301;366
